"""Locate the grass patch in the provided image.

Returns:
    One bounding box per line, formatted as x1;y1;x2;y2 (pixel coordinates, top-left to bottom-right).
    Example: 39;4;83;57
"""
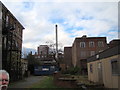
29;76;60;88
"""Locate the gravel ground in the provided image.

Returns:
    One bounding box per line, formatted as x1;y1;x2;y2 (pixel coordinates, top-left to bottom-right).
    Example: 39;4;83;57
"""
8;75;46;88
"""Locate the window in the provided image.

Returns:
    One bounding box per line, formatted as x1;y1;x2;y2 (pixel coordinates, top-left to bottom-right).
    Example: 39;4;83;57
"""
98;62;102;69
80;42;86;48
0;11;2;19
96;54;99;59
89;41;94;47
90;51;95;56
6;15;9;22
6;15;9;27
90;64;93;73
111;60;119;75
98;41;104;47
14;23;16;29
15;42;18;48
18;27;20;33
80;51;86;57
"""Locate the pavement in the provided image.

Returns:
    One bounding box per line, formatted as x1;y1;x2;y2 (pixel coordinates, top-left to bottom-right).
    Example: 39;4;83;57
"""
8;75;46;88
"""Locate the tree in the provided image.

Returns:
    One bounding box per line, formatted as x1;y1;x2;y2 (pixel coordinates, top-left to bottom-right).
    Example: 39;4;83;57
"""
46;41;64;70
27;51;37;74
46;41;63;55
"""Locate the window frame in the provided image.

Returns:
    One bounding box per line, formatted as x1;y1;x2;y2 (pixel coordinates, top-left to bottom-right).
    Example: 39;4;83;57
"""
0;11;2;19
80;42;86;48
6;15;9;23
90;64;93;73
111;59;119;76
80;51;86;57
90;51;95;56
89;41;95;47
98;41;104;47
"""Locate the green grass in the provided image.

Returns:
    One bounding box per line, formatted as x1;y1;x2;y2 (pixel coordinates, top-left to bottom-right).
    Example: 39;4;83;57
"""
29;76;60;88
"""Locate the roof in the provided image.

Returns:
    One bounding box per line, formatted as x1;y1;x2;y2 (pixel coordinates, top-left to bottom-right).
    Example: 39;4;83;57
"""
75;37;106;40
87;44;120;63
108;39;120;48
1;1;25;29
39;45;48;47
72;35;107;46
64;47;72;49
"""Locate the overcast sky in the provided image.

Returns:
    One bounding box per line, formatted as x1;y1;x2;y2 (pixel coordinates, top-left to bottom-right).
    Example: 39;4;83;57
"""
1;0;119;51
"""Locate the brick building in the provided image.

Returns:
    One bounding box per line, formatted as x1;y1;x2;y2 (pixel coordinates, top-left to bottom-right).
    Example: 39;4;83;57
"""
72;35;108;74
108;39;120;48
64;47;72;69
1;2;25;81
35;45;49;59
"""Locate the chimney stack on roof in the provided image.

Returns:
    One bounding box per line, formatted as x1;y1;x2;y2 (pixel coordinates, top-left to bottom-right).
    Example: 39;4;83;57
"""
82;35;87;38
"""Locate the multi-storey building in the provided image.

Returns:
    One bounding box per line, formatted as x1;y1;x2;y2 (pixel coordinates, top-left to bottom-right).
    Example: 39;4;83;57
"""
35;45;49;59
1;2;25;81
72;35;108;74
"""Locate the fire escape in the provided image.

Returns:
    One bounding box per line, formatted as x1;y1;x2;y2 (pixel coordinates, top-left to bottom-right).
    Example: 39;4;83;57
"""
2;19;22;82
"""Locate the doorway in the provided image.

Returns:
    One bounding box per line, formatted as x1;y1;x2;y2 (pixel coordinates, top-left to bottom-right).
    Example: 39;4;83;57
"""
98;62;103;84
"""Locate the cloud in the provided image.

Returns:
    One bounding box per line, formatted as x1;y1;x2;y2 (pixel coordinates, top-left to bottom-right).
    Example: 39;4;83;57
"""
2;0;119;2
1;1;119;51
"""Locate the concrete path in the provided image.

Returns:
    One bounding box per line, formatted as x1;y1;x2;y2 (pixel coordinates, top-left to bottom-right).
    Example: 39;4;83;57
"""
8;75;46;88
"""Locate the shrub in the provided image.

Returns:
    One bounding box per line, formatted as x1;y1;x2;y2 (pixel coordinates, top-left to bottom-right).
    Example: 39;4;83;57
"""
62;66;80;75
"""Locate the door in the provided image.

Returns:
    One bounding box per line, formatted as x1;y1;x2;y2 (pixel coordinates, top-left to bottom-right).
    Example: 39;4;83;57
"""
98;62;103;84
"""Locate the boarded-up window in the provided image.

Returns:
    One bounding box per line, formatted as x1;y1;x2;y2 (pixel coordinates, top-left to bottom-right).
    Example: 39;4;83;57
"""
111;60;119;75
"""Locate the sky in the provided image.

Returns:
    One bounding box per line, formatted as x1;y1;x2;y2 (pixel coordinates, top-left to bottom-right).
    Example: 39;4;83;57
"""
1;0;119;53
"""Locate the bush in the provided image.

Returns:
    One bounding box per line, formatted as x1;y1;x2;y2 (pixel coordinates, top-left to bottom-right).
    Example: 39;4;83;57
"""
62;66;80;75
